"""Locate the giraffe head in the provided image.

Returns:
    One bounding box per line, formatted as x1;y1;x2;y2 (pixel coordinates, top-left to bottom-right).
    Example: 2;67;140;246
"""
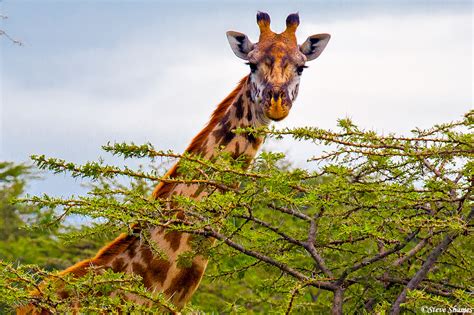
226;12;330;121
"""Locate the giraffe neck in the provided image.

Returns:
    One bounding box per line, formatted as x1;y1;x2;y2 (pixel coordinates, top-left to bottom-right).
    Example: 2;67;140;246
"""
186;75;269;160
103;76;269;309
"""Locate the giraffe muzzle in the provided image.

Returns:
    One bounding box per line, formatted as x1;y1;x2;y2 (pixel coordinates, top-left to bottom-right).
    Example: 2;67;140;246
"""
264;89;291;121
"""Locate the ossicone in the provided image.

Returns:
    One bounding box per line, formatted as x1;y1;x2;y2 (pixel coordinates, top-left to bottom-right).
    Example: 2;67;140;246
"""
285;12;299;33
256;11;271;34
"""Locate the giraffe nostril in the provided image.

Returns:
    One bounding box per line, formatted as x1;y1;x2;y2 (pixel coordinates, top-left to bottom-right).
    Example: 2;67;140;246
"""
266;90;273;100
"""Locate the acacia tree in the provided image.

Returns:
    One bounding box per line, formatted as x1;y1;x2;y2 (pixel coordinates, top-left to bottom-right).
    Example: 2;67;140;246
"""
1;111;472;314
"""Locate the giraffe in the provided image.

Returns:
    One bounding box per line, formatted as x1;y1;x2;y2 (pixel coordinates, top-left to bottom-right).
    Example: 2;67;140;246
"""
17;11;330;313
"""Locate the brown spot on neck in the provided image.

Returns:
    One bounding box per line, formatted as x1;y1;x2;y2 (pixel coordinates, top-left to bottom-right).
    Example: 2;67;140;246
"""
163;230;183;251
164;262;204;305
138;244;172;287
111;258;126;272
233;142;241;159
132;262;151;287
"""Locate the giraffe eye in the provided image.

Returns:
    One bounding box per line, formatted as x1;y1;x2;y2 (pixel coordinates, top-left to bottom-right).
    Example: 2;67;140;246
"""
247;62;258;73
297;65;308;75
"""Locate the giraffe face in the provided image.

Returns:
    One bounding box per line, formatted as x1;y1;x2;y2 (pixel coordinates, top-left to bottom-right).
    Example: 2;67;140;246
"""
227;12;330;122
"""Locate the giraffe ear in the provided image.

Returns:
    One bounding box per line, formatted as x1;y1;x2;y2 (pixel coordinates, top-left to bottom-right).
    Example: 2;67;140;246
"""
226;31;254;60
300;33;331;61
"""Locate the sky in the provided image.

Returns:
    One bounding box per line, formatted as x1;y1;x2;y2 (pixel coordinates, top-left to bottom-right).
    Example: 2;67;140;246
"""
0;1;472;197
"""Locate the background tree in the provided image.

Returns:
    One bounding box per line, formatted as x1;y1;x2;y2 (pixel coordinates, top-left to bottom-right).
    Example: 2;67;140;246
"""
0;162;105;312
0;162;102;269
0;111;472;314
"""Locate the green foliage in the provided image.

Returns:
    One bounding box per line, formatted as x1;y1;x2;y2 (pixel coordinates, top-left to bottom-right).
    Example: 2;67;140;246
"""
0;111;472;314
0;262;177;313
0;163;102;269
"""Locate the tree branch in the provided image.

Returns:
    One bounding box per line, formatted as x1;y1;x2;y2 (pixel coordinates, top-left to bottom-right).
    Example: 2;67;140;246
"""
305;218;333;278
392;236;429;267
390;207;473;315
197;228;338;291
338;229;419;284
331;288;344;315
